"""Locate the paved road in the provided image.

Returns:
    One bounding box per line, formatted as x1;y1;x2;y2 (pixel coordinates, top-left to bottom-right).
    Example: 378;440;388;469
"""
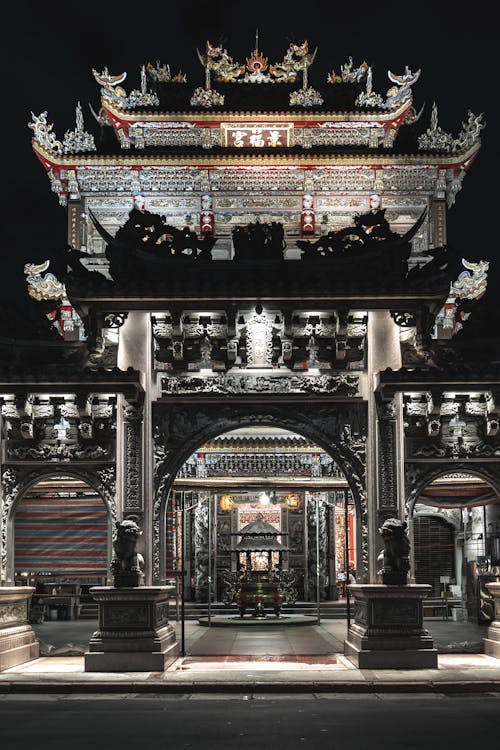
1;693;499;750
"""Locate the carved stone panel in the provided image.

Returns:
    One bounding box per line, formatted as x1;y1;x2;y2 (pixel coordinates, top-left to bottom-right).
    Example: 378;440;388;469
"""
0;602;26;627
123;403;143;511
305;498;328;601
377;399;398;509
194;502;209;602
101;603;150;629
371;598;420;627
354;600;368;626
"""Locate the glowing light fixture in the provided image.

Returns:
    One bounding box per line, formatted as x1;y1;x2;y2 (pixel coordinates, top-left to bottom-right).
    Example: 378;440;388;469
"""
220;494;234;511
258;491;271;506
285;493;301;509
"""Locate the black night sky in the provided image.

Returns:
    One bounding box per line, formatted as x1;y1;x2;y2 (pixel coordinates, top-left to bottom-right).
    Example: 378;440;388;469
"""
4;2;499;315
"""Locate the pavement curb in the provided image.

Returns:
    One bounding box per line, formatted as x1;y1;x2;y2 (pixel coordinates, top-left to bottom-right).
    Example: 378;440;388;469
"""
1;680;499;694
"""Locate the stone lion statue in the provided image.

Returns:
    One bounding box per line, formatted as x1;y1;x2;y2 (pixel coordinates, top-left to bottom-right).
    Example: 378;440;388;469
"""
111;519;145;587
377;518;410;585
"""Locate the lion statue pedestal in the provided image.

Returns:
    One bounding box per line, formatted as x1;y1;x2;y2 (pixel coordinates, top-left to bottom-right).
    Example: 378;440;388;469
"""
343;583;437;669
344;517;437;669
84;585;178;672
85;521;178;672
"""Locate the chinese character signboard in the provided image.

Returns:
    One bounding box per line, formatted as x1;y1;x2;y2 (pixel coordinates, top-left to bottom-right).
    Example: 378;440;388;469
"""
221;124;293;148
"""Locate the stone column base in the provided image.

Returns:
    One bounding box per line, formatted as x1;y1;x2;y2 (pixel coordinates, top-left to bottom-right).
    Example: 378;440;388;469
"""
84;586;179;672
0;587;39;672
344;584;438;669
484;583;500;659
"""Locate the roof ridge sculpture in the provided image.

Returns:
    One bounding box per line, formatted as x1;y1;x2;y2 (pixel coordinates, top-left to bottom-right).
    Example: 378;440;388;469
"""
418;102;485;152
190;37;323;108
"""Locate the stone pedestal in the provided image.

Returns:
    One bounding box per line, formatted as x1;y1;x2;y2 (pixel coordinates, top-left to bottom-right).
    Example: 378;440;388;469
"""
344;584;438;669
84;586;178;672
0;586;39;672
483;582;500;659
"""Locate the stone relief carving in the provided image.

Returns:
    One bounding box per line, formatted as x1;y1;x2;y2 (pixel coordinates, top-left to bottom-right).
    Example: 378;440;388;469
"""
194;502;210;602
161;373;359;397
122;402;143;511
0;603;26;625
7;444;109;461
102;604;149;628
95;467;117;523
377;400;398;509
1;468;20;579
306;497;328;600
411;440;500;459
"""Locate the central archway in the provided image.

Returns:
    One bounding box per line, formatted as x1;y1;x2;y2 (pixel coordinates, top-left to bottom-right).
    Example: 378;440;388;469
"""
152;400;368;585
167;426;360;610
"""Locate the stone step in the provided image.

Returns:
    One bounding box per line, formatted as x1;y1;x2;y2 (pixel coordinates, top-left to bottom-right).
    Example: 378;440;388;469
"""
172;601;348;620
78;604;99;619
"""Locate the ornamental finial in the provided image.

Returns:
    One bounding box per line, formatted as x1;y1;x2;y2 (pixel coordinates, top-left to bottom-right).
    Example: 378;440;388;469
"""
92;66;158;110
451;110;486;152
28;111;63;154
63;101;96;154
418;101;453;151
383;66;421;109
355;66;384;108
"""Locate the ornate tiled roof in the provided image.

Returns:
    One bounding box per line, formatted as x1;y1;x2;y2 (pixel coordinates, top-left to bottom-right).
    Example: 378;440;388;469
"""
377;365;500;395
201;435;314;451
29;43;484;164
0;365;143;401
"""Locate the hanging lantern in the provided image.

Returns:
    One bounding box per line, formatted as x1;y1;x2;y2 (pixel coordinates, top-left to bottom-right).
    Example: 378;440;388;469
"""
220;494;235;511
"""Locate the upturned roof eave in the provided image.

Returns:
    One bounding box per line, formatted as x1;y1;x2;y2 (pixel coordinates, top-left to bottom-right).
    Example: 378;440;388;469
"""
31;138;482;170
0;364;144;401
101;97;412;123
375;365;500;397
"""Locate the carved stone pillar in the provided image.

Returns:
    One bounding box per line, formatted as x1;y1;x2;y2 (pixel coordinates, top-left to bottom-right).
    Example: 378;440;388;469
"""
194;501;209;602
118;311;151;581
367;310;402;581
122;402;143;513
327;493;338;600
305;495;328;602
377;399;398;511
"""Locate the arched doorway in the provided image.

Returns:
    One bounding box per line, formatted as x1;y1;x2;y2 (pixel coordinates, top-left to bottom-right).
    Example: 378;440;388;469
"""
164;426;359;620
12;474;111;631
412;471;500;649
153;400;368;586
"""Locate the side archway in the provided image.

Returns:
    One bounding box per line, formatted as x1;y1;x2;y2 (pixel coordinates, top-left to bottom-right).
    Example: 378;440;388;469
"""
1;465;117;584
405;462;500;621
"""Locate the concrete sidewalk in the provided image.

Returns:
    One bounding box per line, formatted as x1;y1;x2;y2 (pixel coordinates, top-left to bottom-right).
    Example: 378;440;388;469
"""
1;652;499;694
1;618;499;693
